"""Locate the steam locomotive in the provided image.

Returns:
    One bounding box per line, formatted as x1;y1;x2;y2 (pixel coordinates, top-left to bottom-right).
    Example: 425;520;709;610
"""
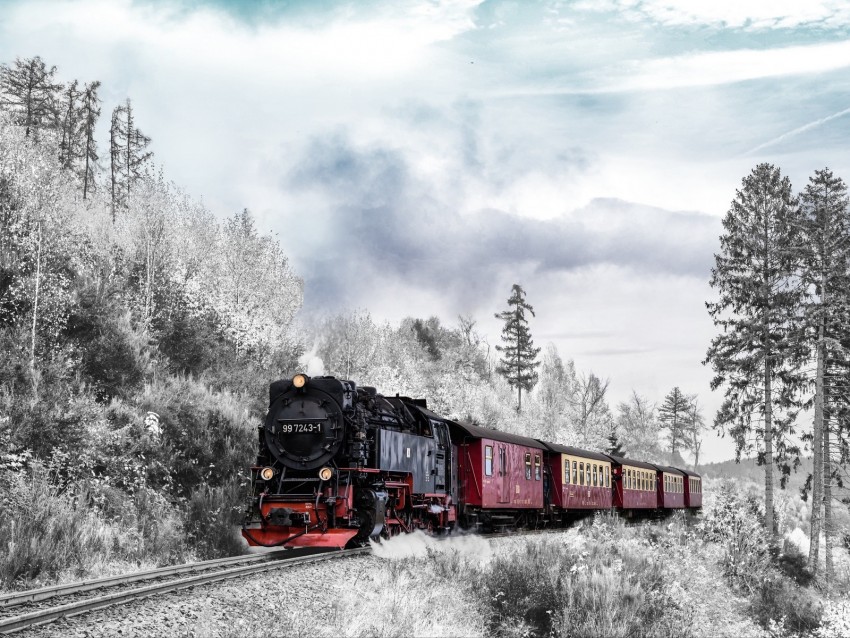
241;374;702;549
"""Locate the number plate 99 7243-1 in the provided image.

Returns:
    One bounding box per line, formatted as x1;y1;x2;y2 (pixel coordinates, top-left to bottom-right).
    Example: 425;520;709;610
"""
280;422;322;434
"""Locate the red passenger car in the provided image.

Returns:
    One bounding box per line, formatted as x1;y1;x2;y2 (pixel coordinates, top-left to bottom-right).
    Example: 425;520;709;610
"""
449;422;545;529
605;455;659;511
541;442;612;514
656;466;686;509
677;467;703;509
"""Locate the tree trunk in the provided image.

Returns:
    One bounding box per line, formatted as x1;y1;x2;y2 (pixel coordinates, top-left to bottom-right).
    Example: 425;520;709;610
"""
809;323;824;573
29;219;42;371
764;357;775;539
824;414;833;588
110;124;117;223
83;123;92;199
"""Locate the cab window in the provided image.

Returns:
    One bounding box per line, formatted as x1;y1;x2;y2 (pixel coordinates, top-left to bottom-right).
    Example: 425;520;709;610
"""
534;454;541;481
485;446;493;476
525;452;532;480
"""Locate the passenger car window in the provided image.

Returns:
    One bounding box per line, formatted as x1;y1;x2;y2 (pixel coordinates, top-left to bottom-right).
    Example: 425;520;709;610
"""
605;466;610;488
499;447;506;475
564;459;570;484
572;461;578;485
579;462;584;485
586;465;591;486
525;452;532;480
485;446;493;476
592;464;598;487
534;454;541;481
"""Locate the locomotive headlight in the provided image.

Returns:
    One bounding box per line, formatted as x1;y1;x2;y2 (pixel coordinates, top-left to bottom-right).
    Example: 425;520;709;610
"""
260;466;275;481
318;466;333;481
292;373;308;388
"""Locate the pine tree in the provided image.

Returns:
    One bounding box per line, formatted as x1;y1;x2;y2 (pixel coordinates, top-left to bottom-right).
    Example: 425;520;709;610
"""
58;80;81;170
80;81;101;199
705;163;806;540
0;56;62;137
606;427;625;456
798;167;850;583
658;387;691;462
494;283;541;411
109;98;152;219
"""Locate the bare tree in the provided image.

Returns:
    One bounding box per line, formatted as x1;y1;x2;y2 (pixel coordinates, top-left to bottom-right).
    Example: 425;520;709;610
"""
569;372;611;449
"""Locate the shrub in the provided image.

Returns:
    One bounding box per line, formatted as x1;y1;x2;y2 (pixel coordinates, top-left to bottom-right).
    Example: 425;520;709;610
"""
752;575;822;634
186;481;249;559
0;466;110;588
484;517;692;638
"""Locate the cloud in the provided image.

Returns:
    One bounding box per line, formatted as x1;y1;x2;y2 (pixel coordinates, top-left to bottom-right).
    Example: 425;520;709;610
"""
282;134;720;314
575;0;850;30
493;39;850;96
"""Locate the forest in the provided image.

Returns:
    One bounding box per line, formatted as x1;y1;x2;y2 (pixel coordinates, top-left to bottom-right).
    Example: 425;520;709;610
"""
1;54;849;636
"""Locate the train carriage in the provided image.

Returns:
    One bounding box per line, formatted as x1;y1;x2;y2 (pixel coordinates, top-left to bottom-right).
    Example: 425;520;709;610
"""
540;442;613;513
448;421;545;529
604;455;659;511
655;465;687;509
677;467;703;509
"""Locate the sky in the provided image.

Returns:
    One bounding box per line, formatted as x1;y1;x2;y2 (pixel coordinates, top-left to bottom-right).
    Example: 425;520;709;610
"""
3;0;850;463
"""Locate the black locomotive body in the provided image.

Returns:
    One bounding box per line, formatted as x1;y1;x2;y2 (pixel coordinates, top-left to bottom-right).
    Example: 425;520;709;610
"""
242;374;456;548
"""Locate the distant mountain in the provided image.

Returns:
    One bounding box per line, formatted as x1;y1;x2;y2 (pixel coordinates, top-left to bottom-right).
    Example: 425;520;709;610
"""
699;457;814;493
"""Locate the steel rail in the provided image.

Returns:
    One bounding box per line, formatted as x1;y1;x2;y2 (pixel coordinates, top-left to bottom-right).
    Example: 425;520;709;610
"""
0;549;297;609
0;548;369;635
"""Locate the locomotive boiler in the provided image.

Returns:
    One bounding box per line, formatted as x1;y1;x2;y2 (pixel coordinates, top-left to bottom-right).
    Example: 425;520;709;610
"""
241;374;456;549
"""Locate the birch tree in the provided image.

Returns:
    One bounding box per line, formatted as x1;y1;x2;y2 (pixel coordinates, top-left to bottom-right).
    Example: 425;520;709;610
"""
209;209;302;356
705;163;806;540
798;167;850;583
568;371;612;449
616;391;662;461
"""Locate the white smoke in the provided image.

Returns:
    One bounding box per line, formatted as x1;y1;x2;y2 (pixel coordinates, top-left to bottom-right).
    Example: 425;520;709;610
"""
369;529;492;565
298;342;326;376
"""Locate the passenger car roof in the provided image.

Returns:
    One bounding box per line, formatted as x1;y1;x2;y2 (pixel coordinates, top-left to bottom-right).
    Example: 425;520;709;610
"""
448;421;546;449
673;466;701;478
602;454;659;471
651;464;687;476
536;440;612;462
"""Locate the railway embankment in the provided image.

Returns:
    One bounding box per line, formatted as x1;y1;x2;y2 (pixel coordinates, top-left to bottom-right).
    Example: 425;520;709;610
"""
10;493;850;638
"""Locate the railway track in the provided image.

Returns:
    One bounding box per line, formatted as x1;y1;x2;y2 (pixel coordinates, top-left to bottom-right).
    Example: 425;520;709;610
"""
0;547;369;635
0;526;583;635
